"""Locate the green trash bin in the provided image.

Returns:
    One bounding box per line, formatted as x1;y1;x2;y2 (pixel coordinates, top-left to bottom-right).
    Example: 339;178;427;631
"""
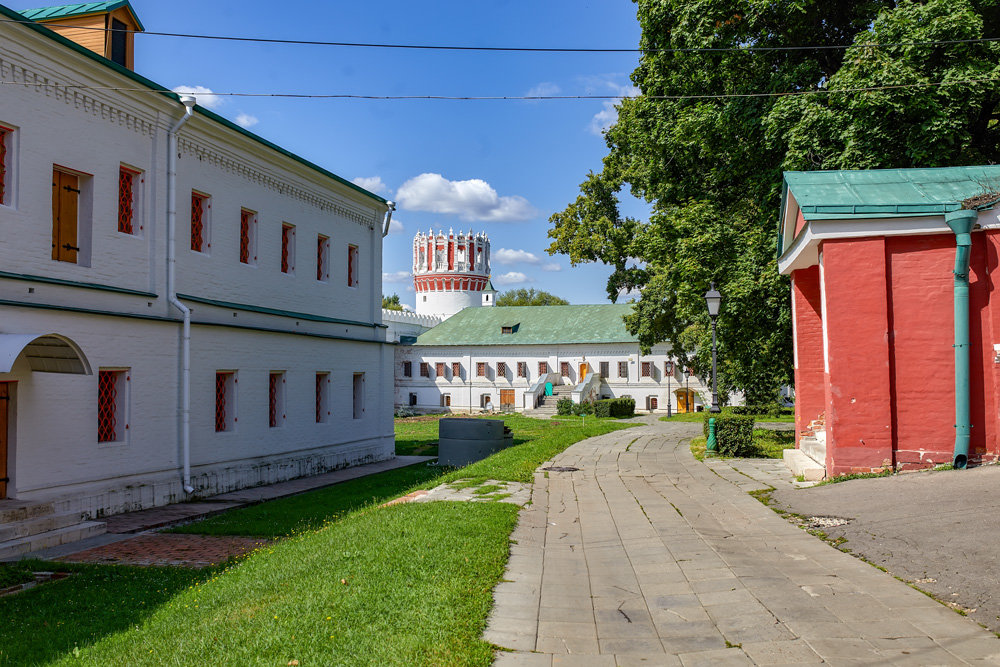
544;382;553;396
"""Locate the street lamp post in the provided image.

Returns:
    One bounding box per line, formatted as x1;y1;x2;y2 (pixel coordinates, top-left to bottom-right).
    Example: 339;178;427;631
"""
666;359;674;417
704;282;722;414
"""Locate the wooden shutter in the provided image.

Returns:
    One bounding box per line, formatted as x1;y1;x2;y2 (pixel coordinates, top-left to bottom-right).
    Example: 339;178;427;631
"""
52;170;79;263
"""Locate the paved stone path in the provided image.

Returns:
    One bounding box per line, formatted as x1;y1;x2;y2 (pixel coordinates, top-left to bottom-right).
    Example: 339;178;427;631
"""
488;421;1000;665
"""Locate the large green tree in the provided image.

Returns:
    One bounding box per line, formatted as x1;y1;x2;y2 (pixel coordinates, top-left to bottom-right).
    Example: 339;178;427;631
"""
495;288;570;306
549;0;1000;403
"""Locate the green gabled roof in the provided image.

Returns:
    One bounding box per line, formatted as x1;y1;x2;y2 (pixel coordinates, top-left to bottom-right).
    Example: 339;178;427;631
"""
785;165;1000;221
483;279;496;292
414;304;636;346
21;1;145;31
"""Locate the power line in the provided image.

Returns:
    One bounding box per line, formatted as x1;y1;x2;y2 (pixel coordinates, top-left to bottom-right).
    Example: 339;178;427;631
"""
4;17;1000;54
2;76;998;101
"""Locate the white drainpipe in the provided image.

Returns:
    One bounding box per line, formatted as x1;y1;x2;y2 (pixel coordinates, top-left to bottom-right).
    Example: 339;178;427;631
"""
381;200;396;238
167;95;197;494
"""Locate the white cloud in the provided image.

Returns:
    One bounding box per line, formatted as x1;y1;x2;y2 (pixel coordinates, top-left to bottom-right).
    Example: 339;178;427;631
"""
494;271;534;286
235;113;258;129
589;82;640;136
388;218;405;235
526;82;561;98
353;176;389;194
172;85;222;110
494;248;541;265
383;271;413;283
542;263;562;272
396;173;537;222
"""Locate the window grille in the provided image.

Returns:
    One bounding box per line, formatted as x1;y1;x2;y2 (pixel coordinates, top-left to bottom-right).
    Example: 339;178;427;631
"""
420;362;429;377
600;361;609;377
452;362;461;378
642;361;652;378
0;126;8;206
240;210;255;264
436;362;446;377
97;370;118;442
477;362;486;377
560;362;570;377
538;361;547;375
497;362;507;377
517;362;526;378
649;397;658;410
347;244;359;286
317;235;329;281
281;224;294;273
191;193;206;252
269;372;284;427
215;372;236;432
117;167;135;234
618;361;628;378
403;361;412;377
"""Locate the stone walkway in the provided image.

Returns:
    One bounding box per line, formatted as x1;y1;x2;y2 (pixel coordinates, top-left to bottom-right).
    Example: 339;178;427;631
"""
488;421;1000;665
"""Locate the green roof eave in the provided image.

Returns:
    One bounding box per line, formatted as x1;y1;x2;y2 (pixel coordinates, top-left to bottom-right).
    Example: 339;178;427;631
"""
1;2;385;207
20;1;146;31
800;202;964;220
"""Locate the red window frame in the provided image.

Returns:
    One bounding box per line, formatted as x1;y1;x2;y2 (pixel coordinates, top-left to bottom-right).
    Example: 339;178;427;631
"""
538;361;547;376
477;362;486;377
317;235;329;281
215;372;231;432
618;361;628;378
436;362;446;377
281;224;293;273
269;373;279;427
347;244;359;286
97;370;118;442
497;362;507;377
452;362;461;377
191;193;207;252
517;362;526;378
641;361;652;378
420;362;429;377
0;125;10;206
560;362;570;377
240;209;255;264
118;167;138;234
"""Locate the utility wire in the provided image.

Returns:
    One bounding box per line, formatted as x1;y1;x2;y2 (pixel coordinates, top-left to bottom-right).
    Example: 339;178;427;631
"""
3;17;1000;53
2;76;999;101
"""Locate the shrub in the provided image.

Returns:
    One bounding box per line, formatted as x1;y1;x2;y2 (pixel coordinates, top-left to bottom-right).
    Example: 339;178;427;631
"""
703;412;755;457
594;397;636;418
556;398;574;416
573;401;595;416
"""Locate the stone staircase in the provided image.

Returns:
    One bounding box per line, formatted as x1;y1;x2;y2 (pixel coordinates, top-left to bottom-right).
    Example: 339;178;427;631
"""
783;414;827;481
524;384;574;418
0;499;106;560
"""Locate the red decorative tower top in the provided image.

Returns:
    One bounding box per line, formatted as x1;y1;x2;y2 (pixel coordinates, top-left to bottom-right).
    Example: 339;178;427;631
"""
413;229;491;318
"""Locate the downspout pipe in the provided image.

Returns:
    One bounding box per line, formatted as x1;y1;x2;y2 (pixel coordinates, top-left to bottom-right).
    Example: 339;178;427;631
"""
946;208;978;469
167;95;197;493
381;200;396;238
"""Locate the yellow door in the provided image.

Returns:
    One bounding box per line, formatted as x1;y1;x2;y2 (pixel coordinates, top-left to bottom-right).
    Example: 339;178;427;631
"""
52;170;79;263
579;363;589;381
500;390;515;408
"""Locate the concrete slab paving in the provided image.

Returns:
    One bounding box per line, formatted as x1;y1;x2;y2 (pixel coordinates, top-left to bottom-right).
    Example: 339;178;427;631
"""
487;420;1000;665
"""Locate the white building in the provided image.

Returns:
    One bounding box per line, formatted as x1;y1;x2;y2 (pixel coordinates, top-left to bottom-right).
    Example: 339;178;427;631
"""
395;304;709;414
414;229;494;318
0;0;395;541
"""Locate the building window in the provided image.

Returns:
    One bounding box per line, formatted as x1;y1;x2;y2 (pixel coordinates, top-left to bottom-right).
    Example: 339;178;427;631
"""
316;372;330;423
0;124;12;206
409;392;417;406
353;373;365;419
497;362;507;378
240;209;257;265
647;396;658;411
441;394;451;407
517;362;526;378
97;369;129;443
317;235;329;281
269;371;285;428
402;361;412;377
118;166;141;235
477;362;487;377
452;362;462;378
501;326;513;334
215;371;236;432
347;244;359;287
191;192;209;253
642;361;652;378
481;393;492;408
538;361;548;376
436;362;446;378
600;361;609;377
618;361;629;379
560;362;570;377
281;223;295;274
420;362;430;377
52;167;88;265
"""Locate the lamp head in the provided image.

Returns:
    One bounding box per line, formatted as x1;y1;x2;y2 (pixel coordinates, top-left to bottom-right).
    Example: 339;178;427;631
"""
704;282;722;318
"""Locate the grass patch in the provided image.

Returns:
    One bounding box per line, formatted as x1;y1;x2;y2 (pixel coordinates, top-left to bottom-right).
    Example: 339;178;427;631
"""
816;468;896;486
0;561;36;589
15;503;517;666
690;436;707;461
689;429;792;461
473;484;503;496
661;412;794;423
394;416;447;456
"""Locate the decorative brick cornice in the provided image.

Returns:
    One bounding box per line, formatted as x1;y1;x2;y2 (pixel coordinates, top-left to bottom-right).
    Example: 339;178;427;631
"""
0;56;157;137
178;137;377;228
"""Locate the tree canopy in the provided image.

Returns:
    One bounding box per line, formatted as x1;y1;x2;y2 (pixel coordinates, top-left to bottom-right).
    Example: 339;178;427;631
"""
382;294;404;311
495;288;570;306
548;0;1000;404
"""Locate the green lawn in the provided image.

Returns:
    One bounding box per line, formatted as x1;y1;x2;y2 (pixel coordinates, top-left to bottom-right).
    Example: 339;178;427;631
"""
0;415;634;665
661;412;795;424
689;428;794;461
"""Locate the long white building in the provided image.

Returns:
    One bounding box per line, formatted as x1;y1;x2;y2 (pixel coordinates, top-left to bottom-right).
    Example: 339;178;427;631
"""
0;0;395;541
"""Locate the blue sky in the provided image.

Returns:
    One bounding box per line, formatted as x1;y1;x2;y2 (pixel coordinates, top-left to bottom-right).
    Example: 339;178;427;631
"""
9;0;646;308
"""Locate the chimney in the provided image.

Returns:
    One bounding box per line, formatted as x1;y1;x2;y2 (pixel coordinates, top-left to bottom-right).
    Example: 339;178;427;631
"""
19;1;145;71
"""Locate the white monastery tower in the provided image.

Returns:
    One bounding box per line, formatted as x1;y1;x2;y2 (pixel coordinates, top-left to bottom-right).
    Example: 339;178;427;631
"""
413;229;493;319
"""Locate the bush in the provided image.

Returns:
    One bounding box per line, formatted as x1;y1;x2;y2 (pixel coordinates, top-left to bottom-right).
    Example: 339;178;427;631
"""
556;398;574;415
728;404;794;418
594;397;636;418
572;401;595;416
703;412;755;457
393;407;418;418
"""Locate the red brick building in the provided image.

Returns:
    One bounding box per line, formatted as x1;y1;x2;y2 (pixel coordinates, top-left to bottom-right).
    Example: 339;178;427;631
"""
778;166;1000;477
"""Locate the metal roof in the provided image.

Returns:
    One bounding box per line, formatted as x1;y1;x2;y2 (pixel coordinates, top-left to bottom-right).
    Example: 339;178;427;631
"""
20;1;145;31
785;165;1000;220
413;304;637;346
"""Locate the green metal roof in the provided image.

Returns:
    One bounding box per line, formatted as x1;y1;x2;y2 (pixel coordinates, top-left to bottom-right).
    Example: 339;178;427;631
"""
785;165;1000;221
414;304;637;346
21;2;145;31
1;2;385;206
484;279;496;292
